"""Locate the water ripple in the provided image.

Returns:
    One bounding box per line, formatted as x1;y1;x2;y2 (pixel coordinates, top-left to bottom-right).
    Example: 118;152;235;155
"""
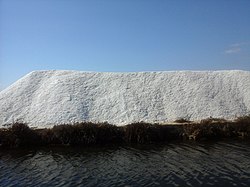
0;140;250;186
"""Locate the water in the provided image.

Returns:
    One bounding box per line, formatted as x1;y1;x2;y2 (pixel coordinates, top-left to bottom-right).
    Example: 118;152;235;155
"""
0;140;250;187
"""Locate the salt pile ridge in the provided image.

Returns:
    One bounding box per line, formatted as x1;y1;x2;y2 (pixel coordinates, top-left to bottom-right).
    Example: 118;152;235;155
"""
0;70;250;128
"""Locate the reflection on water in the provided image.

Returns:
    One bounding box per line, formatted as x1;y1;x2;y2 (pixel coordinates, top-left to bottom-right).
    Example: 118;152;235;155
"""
0;140;250;187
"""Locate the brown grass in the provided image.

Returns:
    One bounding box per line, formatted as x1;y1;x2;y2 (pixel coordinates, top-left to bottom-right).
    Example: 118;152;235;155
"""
183;117;250;140
0;123;41;148
174;118;192;123
0;116;249;148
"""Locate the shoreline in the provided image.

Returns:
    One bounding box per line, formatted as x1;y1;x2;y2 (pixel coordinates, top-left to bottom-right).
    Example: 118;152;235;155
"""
0;116;249;148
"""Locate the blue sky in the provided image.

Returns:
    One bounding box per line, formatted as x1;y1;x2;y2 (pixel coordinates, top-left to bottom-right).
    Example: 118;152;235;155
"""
0;0;250;89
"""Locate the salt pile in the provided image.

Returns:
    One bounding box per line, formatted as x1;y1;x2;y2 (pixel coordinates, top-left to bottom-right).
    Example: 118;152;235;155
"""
0;70;249;128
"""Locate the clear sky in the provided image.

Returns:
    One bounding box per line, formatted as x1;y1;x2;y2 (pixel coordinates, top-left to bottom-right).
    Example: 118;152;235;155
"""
0;0;250;89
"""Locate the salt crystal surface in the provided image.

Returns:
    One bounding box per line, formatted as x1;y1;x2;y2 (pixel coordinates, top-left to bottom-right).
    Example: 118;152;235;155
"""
0;70;249;128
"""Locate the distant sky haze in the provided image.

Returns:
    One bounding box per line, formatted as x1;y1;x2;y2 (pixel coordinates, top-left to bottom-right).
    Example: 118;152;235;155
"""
1;0;250;89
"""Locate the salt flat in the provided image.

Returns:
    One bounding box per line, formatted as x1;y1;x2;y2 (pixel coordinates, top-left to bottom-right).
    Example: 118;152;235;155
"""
0;70;249;128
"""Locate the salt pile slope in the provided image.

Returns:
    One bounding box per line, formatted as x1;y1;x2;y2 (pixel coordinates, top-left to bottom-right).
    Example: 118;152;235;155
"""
0;70;250;128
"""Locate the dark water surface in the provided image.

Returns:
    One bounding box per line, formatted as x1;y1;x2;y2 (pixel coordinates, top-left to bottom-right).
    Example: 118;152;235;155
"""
0;140;250;187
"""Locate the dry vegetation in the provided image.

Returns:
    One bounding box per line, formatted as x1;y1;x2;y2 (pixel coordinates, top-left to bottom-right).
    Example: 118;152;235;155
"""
0;116;250;148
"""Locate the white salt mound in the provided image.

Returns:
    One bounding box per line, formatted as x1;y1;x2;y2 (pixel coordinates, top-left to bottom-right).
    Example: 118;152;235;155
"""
0;70;250;128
